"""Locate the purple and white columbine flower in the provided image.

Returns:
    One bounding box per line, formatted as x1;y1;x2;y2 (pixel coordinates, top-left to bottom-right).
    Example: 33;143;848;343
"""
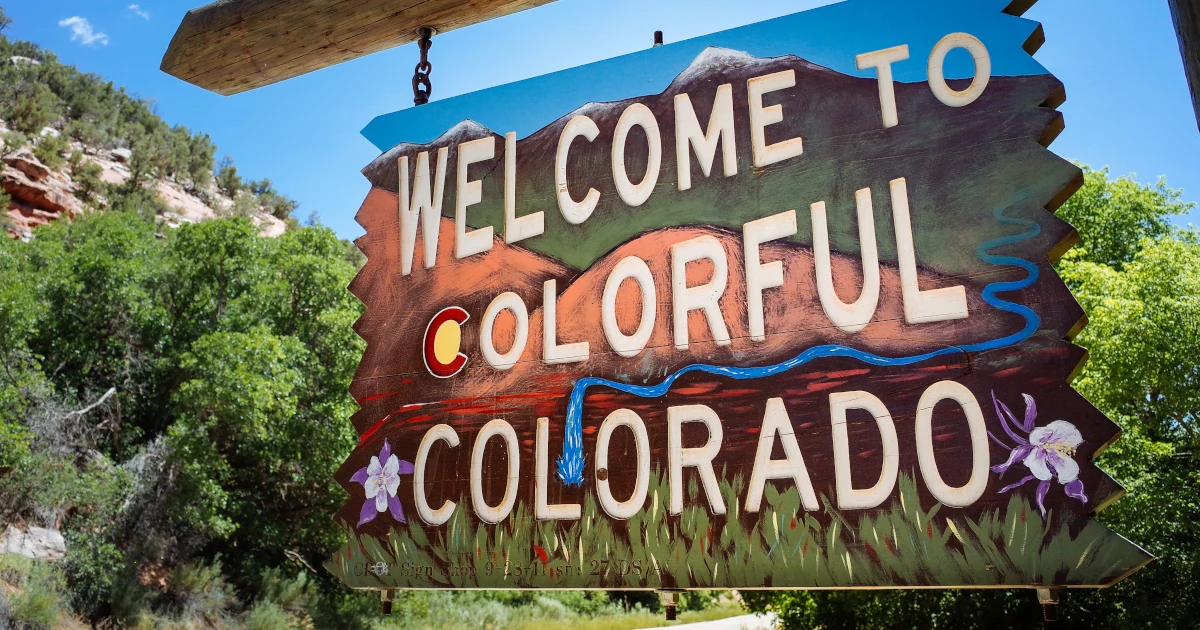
350;439;414;527
989;391;1087;518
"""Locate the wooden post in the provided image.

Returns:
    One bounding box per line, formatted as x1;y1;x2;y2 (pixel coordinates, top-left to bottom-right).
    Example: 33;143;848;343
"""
160;0;560;95
1169;0;1200;132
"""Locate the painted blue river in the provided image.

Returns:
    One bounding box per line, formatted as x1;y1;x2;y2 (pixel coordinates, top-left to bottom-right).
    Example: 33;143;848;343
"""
555;207;1044;485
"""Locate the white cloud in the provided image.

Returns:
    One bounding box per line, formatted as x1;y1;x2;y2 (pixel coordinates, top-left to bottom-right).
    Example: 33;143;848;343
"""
58;16;109;46
128;5;150;20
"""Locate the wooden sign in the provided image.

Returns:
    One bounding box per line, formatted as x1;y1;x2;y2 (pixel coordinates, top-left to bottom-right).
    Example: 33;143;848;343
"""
1169;0;1200;133
161;0;560;95
328;0;1151;592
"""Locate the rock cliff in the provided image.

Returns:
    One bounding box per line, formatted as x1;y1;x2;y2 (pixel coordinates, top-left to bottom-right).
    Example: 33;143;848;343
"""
0;120;287;239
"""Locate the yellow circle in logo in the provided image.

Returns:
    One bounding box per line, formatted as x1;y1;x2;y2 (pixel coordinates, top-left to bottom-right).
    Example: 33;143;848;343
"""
432;320;462;366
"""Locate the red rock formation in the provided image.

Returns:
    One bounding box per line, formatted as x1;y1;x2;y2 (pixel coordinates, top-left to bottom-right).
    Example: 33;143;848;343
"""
2;151;83;236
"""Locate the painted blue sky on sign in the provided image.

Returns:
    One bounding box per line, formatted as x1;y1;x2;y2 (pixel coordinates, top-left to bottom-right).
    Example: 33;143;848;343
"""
362;0;1048;150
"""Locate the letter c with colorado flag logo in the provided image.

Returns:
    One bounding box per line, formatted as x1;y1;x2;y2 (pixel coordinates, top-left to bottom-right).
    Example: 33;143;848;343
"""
423;306;469;378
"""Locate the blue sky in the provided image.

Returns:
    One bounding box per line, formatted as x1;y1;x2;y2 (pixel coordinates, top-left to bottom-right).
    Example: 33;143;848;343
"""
4;0;1198;238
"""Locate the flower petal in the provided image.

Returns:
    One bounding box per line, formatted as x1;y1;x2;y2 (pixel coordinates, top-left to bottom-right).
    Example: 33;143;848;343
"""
396;459;415;475
1051;452;1080;484
357;500;377;527
363;475;381;498
992;445;1034;474
383;454;400;476
375;490;389;512
1044;420;1083;449
389;494;406;523
998;475;1036;494
992;391;1030;445
1035;479;1051;518
367;456;382;476
350;467;370;485
1064;479;1088;504
1020;394;1037;432
380;439;392;463
384;473;400;497
1023;449;1054;481
988;430;1014;450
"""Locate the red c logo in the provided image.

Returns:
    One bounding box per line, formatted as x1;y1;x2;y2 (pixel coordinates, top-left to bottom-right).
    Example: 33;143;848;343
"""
423;306;470;378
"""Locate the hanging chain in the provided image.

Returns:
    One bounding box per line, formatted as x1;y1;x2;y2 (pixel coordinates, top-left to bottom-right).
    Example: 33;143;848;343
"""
412;27;434;106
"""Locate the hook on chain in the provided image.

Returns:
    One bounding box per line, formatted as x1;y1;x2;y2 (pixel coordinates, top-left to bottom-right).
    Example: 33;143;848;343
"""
412;27;434;106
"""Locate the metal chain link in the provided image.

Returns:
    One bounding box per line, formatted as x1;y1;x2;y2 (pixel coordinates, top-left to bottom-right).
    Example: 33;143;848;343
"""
412;27;434;106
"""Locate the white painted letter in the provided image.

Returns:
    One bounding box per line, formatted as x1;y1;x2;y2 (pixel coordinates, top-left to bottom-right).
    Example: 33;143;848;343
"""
747;70;804;168
556;116;601;224
830;391;899;510
675;84;737;191
811;188;881;333
671;235;731;350
536;417;582;520
504;131;543;243
915;381;989;507
890;178;968;323
415;423;459;526
595;409;650;520
745;398;818;513
744;210;797;342
928;33;991;108
456;137;495;259
543;279;589;364
856;45;910;129
612;103;662;207
471;419;520;524
602;256;657;357
398;148;448;275
480;292;529;370
668;404;726;515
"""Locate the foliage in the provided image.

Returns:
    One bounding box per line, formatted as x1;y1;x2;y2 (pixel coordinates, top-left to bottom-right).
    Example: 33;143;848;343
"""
71;159;105;203
32;132;67;170
360;589;741;630
0;186;11;232
0;25;290;213
247;179;299;220
6;82;58;134
0;207;362;626
2;130;27;155
0;555;69;629
331;472;1139;591
216;156;242;199
744;165;1200;627
226;191;261;217
1056;166;1191;270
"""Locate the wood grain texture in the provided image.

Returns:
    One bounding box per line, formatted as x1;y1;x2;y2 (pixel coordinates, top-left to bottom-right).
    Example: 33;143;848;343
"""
160;0;559;95
323;0;1151;591
1169;0;1200;133
327;47;1151;590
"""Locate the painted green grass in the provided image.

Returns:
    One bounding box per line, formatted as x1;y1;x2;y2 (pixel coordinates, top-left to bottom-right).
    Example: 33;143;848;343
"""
327;472;1148;590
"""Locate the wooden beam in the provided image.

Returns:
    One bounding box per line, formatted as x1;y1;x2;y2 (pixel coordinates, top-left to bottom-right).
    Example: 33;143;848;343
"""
160;0;559;96
1170;0;1200;133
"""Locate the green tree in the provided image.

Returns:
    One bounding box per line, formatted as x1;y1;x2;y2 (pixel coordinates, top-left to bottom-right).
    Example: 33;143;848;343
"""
215;155;242;198
0;232;42;469
72;159;105;203
0;7;12;33
184;132;216;194
8;81;60;134
246;178;299;220
33;132;67;169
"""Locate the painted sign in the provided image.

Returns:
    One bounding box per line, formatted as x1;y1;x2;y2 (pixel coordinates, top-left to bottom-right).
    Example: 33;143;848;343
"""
328;0;1150;591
